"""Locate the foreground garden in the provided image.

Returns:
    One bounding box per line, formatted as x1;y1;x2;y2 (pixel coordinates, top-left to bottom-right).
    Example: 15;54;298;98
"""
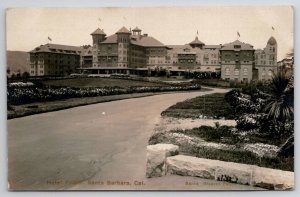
150;71;294;172
7;77;202;119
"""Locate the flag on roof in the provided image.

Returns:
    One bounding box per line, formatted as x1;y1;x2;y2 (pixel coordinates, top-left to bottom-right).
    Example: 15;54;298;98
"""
237;32;240;37
48;36;52;41
272;26;275;30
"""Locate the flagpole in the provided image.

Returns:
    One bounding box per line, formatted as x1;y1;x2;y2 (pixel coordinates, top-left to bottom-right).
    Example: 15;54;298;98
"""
237;31;240;40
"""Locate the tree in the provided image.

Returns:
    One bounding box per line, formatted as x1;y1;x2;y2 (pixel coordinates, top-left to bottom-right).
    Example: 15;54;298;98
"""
264;70;293;121
22;71;30;79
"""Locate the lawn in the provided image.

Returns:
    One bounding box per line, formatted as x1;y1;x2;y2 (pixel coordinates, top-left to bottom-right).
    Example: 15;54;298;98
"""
161;93;235;119
41;77;169;88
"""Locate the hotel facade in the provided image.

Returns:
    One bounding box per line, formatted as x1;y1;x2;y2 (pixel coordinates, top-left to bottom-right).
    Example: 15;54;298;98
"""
29;26;278;82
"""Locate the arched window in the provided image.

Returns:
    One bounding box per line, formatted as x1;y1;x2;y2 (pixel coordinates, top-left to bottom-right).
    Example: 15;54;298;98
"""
234;69;239;76
225;68;230;76
243;68;248;76
268;69;273;76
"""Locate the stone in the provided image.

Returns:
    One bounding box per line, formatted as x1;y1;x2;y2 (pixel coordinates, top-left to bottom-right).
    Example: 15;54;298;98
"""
164;155;294;190
166;155;216;179
146;144;179;178
167;155;252;185
214;162;253;185
252;167;294;190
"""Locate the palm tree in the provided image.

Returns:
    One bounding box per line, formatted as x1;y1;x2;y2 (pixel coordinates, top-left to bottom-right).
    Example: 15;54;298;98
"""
264;70;293;121
264;51;294;157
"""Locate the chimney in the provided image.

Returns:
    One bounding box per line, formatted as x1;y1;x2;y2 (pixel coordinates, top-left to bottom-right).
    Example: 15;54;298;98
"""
143;33;148;37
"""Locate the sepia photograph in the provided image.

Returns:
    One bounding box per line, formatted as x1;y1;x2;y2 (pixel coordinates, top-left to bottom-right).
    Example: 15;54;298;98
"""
6;6;294;191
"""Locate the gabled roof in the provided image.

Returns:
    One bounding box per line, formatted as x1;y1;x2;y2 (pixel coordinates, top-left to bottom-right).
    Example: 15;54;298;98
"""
91;28;106;35
30;43;83;54
116;26;131;34
189;36;205;45
100;33;165;47
167;44;201;53
203;45;222;49
133;36;165;47
101;34;118;44
221;40;254;50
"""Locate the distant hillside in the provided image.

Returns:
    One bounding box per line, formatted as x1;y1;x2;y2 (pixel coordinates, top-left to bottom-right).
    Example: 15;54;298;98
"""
7;51;29;74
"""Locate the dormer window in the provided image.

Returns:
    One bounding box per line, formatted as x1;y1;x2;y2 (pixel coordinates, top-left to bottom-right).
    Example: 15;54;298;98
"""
234;45;241;49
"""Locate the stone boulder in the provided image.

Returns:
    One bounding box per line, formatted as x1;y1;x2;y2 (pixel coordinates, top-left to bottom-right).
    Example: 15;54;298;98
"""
214;163;253;185
146;144;179;178
166;155;253;184
252;167;294;190
166;155;215;179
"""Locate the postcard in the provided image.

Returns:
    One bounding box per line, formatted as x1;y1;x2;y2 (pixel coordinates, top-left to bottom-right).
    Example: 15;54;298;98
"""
7;6;294;190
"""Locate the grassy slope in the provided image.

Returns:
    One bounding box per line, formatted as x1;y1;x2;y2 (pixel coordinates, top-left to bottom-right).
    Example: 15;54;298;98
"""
41;78;169;88
161;93;234;119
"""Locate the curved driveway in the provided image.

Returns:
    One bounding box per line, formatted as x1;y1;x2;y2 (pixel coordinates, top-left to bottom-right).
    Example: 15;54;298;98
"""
8;88;259;190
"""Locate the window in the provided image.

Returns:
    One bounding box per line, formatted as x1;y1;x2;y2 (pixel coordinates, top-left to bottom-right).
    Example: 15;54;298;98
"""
262;70;266;77
243;68;248;76
234;69;239;76
225;68;230;76
268;70;273;76
234;45;241;49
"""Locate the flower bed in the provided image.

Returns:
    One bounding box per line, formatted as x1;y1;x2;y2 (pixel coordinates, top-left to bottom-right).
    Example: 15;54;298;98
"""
7;83;201;105
148;126;293;171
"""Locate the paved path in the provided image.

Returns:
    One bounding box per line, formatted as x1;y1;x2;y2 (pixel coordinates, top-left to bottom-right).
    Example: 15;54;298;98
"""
8;88;260;190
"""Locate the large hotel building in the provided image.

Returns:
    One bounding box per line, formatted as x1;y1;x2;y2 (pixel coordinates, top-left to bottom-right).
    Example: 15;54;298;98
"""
29;26;278;82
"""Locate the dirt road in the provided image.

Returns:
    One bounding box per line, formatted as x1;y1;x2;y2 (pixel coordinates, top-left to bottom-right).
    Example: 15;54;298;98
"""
8;88;260;190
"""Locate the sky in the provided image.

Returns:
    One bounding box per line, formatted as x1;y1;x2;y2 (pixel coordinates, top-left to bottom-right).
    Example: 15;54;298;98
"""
6;6;293;60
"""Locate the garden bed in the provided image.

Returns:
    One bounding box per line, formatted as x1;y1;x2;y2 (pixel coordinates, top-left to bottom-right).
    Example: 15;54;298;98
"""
149;125;293;171
7;81;201;106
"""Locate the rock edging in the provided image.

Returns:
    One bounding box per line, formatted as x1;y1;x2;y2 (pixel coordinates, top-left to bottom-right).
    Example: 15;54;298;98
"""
166;155;294;190
146;144;294;190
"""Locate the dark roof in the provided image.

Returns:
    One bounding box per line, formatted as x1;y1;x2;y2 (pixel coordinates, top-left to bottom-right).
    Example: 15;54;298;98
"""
268;36;277;45
221;40;254;50
116;26;131;34
101;33;165;47
203;45;222;49
132;36;165;47
189;37;205;45
132;26;142;32
91;28;106;35
30;43;83;54
167;44;201;53
101;34;118;44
